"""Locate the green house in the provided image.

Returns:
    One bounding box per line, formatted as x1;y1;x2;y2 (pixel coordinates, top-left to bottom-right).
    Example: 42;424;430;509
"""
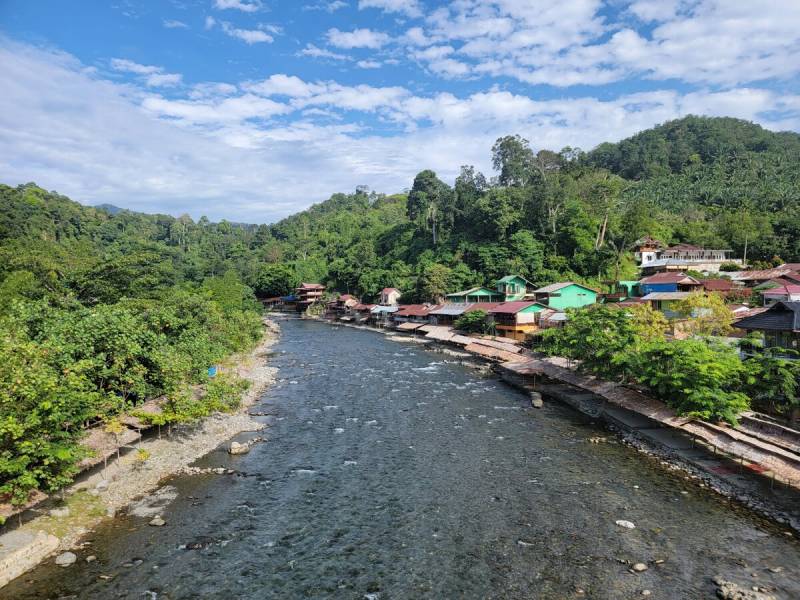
533;282;599;310
445;286;505;303
496;275;534;301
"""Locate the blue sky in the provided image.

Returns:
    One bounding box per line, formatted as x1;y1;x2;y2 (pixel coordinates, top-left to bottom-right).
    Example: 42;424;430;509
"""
1;0;799;223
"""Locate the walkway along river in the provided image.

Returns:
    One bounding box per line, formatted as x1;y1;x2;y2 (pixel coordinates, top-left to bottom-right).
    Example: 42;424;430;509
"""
7;318;800;599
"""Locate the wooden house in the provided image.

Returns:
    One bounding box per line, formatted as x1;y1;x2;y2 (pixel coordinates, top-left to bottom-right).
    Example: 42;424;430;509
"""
639;272;701;295
533;282;598;310
734;301;800;356
488;301;549;341
762;284;800;306
445;286;505;303
295;283;325;311
495;275;535;301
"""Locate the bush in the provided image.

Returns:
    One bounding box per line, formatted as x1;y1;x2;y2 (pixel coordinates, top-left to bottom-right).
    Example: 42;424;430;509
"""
454;310;489;333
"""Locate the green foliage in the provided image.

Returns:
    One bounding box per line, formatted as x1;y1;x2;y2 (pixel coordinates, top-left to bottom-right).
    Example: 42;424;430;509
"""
254;263;296;298
454;310;489;334
540;305;750;425
674;290;734;337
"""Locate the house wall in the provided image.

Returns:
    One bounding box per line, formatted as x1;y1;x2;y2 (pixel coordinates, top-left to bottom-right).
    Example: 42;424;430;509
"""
546;285;597;310
640;282;678;295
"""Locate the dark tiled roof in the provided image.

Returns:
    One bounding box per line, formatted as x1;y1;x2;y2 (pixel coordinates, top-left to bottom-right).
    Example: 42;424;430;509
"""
734;302;800;332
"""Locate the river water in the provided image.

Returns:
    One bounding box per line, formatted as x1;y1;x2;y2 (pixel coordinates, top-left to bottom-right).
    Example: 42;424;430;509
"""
7;318;800;599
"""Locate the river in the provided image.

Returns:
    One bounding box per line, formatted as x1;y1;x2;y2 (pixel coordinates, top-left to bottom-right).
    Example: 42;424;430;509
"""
6;318;800;599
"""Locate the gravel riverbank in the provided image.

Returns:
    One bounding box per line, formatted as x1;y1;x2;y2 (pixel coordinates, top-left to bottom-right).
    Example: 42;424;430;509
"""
0;318;280;582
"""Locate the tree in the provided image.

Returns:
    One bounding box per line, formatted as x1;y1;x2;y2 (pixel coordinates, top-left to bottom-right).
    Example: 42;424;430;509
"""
675;291;733;337
454;310;489;333
254;263;295;298
418;262;451;302
407;170;454;245
491;135;535;187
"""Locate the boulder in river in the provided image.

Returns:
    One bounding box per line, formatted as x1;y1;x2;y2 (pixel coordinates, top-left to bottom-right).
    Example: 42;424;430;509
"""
55;552;77;567
713;576;776;600
229;441;250;455
633;563;648;572
529;391;543;408
615;520;636;529
149;516;166;527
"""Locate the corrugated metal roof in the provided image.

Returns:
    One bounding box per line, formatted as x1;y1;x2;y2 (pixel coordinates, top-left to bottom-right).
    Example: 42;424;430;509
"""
535;282;599;294
734;302;800;332
641;292;691;301
640;272;700;284
396;322;423;331
395;303;440;317
429;303;469;316
371;305;399;314
488;301;543;314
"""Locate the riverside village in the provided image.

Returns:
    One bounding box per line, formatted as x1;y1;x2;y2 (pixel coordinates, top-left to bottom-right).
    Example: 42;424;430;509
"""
4;2;800;598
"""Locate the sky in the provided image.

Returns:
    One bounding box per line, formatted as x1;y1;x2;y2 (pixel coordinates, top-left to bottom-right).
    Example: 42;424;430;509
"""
1;1;799;223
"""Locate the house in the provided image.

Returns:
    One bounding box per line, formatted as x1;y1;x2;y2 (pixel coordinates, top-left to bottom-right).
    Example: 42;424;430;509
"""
393;304;440;324
762;284;800;306
633;236;665;267
495;275;535;301
295;283;325;311
636;240;741;275
370;304;398;327
602;280;640;302
488;301;549;341
639;272;701;295
640;291;690;318
445;286;506;303
427;302;500;326
379;287;402;306
734;301;800;356
729;267;800;287
539;309;568;329
329;294;359;319
352;303;375;324
533;282;598;310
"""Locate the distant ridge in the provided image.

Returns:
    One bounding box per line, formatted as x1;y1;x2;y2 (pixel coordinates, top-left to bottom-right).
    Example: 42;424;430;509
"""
94;203;126;215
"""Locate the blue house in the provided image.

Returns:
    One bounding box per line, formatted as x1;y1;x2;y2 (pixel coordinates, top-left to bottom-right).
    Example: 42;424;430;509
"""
639;272;701;296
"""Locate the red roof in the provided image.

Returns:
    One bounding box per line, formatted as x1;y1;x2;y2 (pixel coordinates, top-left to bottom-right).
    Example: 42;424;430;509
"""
339;294;357;301
700;279;734;291
763;284;800;295
666;243;703;251
297;282;325;290
381;287;399;294
488;301;543;314
639;272;700;285
395;304;438;317
465;302;502;313
353;303;375;311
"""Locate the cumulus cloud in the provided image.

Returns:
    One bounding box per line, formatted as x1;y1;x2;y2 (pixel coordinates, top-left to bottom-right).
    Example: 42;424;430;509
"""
214;0;261;13
305;1;348;12
358;0;422;18
110;58;183;87
2;40;799;223
219;21;274;44
326;27;391;49
298;43;350;60
357;59;382;69
163;19;189;29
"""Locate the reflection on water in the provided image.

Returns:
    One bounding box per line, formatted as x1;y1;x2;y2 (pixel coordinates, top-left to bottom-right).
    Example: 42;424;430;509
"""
6;319;800;599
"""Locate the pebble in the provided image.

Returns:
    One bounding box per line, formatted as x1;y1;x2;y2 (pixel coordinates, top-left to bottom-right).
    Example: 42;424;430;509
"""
633;563;648;572
641;591;651;597
767;566;782;573
55;552;77;567
86;555;97;563
149;516;166;527
615;520;636;529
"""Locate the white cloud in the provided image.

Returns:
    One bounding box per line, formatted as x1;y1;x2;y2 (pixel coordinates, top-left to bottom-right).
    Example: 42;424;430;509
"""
358;0;422;18
110;58;183;87
163;19;189;29
357;59;382;69
305;1;348;12
220;22;273;44
299;43;350;60
326;27;391;49
213;0;261;13
205;16;217;29
2;40;799;224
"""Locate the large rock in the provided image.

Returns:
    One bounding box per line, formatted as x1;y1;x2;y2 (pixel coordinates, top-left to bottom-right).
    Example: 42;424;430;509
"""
529;391;543;408
713;576;776;600
228;441;250;455
0;530;60;586
615;520;636;529
55;552;77;567
149;516;166;527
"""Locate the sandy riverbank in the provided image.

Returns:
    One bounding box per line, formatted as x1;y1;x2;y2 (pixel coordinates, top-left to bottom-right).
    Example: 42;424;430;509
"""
0;318;280;585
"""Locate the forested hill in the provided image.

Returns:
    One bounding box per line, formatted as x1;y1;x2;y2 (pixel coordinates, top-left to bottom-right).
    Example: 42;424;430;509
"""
2;115;799;310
